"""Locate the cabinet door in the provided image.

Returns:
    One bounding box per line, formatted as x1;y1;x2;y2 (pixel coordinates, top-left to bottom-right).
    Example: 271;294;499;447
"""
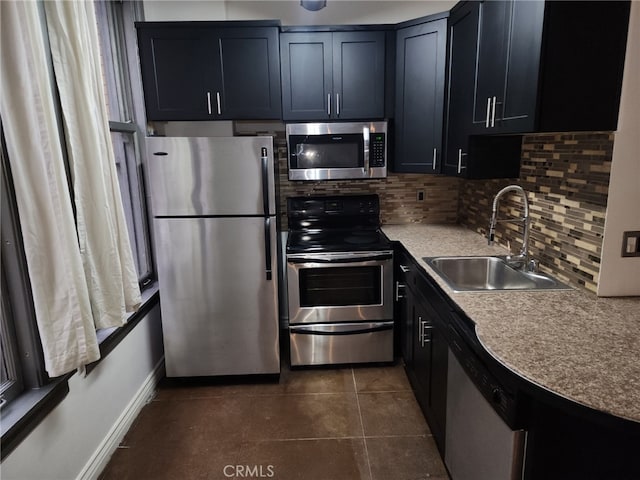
332;31;385;120
443;2;480;176
412;298;432;409
499;1;544;132
393;19;447;173
429;313;448;454
217;27;282;119
137;27;216;121
280;33;333;121
472;1;510;130
396;255;414;368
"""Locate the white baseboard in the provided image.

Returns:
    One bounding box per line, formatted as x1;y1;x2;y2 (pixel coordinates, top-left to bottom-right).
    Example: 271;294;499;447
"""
77;357;165;480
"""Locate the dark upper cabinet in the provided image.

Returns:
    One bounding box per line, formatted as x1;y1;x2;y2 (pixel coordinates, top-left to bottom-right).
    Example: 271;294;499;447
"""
472;1;544;134
443;0;630;178
393;17;447;173
136;23;281;121
443;2;481;177
280;31;385;121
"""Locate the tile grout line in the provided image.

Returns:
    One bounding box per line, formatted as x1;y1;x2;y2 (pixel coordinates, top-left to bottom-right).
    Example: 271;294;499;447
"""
351;368;374;480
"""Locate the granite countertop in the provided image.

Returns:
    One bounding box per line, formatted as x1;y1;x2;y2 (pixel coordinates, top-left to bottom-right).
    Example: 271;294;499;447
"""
382;223;640;424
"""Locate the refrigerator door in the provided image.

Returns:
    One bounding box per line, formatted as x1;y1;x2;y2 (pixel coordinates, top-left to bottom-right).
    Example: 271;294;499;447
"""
146;136;276;217
155;216;280;376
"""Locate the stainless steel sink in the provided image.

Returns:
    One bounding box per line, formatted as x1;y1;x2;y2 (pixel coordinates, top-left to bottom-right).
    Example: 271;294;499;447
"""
423;256;572;292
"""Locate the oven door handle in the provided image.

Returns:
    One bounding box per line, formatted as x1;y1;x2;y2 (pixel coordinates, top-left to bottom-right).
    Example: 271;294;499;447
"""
290;322;393;336
287;253;393;264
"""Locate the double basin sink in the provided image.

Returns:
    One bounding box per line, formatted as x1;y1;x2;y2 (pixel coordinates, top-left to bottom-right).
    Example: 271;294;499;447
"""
424;256;572;292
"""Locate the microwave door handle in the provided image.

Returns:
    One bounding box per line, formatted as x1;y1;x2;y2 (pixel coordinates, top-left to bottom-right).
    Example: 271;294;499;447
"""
363;126;370;176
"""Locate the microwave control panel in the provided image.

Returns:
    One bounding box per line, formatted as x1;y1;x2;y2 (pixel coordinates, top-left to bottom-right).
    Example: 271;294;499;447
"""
370;133;386;167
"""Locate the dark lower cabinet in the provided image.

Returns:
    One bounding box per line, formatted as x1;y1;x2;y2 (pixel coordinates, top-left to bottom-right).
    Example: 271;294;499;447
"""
524;399;640;480
136;23;281;121
395;245;447;454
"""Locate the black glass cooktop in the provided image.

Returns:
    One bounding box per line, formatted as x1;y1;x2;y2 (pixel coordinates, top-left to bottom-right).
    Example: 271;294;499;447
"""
287;228;392;254
286;194;392;254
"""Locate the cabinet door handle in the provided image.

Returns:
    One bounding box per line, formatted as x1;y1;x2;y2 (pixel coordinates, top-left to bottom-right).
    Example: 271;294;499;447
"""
395;281;406;301
216;92;222;115
491;96;497;127
206;92;212;115
433;148;437;170
457;149;468;174
418;316;423;344
327;94;331;116
485;97;492;128
400;264;410;273
336;93;340;116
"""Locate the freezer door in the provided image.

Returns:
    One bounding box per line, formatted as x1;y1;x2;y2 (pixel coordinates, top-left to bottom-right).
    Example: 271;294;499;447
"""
146;136;276;216
155;216;280;377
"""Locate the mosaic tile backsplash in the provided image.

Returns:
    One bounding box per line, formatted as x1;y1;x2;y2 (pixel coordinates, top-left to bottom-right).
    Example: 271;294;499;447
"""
275;133;461;229
237;123;613;293
458;132;614;293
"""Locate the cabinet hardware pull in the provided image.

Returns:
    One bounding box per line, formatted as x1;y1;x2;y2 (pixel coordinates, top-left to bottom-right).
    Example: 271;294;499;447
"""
336;93;340;116
216;92;221;115
433;148;437;170
491;96;497;127
400;264;410;273
395;281;406;301
206;92;212;115
327;94;331;116
486;97;492;127
457;149;468;174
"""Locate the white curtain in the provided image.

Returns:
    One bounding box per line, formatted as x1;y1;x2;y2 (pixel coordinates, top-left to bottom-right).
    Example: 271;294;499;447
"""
44;1;141;329
0;0;142;377
0;1;100;376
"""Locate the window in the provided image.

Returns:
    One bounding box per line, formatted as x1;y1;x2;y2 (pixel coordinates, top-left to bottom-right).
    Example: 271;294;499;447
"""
95;0;153;286
1;1;154;454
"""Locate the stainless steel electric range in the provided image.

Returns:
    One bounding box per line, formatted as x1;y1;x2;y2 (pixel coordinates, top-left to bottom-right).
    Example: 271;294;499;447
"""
286;194;394;366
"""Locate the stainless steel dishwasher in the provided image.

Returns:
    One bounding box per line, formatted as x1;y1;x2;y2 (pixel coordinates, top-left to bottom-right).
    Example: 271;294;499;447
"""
445;312;527;480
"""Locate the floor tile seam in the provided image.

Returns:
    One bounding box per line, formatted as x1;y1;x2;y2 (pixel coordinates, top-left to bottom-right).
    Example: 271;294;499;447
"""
242;435;367;443
363;433;432;439
151;391;359;401
356;388;413;394
352;368;374;480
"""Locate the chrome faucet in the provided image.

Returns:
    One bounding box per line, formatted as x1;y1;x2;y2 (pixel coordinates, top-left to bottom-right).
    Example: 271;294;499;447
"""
488;185;535;271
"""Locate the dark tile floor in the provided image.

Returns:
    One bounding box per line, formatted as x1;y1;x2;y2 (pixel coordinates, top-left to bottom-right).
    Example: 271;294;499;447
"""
99;363;449;480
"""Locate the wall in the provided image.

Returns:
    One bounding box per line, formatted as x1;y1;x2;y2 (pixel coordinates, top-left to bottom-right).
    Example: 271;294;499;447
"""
598;2;640;297
1;305;164;480
459;133;614;293
143;0;456;24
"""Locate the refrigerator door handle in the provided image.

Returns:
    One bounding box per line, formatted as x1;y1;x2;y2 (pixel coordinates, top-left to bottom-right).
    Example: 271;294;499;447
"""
261;147;270;216
264;217;273;281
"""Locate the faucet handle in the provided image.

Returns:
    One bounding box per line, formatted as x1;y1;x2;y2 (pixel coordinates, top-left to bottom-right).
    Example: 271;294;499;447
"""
528;259;539;272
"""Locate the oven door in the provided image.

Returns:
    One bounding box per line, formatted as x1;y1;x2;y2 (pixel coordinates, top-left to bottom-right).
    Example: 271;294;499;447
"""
287;251;393;324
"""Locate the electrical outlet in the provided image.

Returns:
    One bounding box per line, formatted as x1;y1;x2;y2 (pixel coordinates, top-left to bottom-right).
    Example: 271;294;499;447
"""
621;231;640;257
417;190;425;201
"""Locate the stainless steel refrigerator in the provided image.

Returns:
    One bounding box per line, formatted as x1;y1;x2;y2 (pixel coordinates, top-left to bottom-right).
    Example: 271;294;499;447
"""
146;136;280;377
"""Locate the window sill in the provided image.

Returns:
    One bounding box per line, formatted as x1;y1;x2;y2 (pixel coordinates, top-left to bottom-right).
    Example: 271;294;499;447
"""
0;283;160;460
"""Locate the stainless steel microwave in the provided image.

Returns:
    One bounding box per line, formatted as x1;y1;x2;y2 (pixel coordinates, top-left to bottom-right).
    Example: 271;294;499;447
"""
286;121;388;181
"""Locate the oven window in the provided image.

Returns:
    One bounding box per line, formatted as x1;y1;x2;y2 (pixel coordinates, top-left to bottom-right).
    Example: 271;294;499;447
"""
299;266;381;307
